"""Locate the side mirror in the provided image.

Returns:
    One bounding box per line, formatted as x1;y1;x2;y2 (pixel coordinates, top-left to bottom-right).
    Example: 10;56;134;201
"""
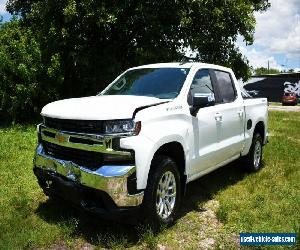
192;93;215;108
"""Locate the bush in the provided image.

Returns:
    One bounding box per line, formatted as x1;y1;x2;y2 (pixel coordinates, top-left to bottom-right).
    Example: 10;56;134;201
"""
0;20;63;124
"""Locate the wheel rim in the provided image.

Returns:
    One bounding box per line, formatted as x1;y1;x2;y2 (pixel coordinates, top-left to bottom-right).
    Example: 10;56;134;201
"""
253;140;262;169
156;171;176;220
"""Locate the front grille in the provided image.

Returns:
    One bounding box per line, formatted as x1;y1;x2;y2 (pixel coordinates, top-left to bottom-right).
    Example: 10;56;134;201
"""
43;141;103;170
44;117;103;134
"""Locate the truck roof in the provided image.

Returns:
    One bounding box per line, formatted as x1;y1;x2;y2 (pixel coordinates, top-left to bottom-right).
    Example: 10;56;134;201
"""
130;62;232;72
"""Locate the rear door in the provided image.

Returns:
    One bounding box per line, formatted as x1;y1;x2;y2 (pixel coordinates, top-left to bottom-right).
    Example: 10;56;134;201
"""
210;70;245;163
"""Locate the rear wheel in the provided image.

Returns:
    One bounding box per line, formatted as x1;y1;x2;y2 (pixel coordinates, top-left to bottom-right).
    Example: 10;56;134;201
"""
244;132;263;172
143;155;181;229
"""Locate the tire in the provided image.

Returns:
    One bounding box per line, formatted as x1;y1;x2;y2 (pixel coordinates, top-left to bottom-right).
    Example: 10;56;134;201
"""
244;132;263;172
143;155;182;229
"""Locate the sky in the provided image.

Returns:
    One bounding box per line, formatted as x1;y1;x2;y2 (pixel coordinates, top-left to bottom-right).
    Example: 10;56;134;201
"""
237;0;300;71
1;0;299;71
0;0;10;22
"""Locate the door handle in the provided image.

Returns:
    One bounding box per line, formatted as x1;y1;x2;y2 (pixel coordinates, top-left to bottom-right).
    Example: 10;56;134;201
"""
215;113;222;122
238;109;244;117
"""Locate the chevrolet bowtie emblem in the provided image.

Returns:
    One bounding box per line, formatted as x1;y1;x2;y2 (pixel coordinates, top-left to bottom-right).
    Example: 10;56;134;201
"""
55;133;69;143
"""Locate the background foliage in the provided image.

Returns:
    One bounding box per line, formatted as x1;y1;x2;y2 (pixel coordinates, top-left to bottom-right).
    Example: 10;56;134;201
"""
1;0;270;123
0;19;63;123
253;67;296;75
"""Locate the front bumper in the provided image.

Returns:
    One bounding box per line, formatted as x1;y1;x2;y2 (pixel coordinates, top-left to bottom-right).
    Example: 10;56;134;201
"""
34;144;144;208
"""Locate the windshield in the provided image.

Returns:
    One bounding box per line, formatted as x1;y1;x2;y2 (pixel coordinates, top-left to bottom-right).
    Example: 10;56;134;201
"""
101;67;190;99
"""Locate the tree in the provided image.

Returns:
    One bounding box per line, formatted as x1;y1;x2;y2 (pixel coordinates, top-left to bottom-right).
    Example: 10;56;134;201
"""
0;19;63;123
254;67;280;75
2;0;270;122
6;1;269;86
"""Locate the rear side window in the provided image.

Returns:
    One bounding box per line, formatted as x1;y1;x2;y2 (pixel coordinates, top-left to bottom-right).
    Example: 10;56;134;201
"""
214;70;236;103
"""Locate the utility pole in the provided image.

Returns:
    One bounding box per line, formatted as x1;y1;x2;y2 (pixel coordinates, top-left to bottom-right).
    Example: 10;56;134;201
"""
267;60;270;74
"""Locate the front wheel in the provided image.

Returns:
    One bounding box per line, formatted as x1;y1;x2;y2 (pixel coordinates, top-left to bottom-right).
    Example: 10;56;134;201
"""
143;155;181;229
244;132;263;172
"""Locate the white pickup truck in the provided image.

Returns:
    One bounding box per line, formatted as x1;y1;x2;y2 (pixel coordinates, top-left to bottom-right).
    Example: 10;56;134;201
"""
34;63;268;227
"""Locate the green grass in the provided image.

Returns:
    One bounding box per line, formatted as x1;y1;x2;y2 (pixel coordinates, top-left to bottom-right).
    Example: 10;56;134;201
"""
0;111;299;249
215;111;300;248
268;102;282;106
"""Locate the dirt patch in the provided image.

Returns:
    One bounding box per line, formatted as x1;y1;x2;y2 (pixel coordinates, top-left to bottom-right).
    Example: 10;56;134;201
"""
31;241;70;250
196;200;222;249
150;199;239;249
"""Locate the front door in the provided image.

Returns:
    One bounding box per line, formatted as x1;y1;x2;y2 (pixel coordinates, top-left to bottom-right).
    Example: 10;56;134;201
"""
188;69;221;175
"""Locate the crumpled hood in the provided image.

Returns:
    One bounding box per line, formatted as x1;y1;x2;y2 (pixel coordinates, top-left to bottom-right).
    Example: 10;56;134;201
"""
41;95;167;120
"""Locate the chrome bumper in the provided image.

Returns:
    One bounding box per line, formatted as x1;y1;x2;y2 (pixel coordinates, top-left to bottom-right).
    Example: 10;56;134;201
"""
34;144;144;207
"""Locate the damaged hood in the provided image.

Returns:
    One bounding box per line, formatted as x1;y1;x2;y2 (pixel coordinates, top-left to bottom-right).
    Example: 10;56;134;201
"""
41;95;167;120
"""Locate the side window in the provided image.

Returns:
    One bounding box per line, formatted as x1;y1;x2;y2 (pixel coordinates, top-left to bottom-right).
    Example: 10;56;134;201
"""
214;70;236;103
188;69;215;105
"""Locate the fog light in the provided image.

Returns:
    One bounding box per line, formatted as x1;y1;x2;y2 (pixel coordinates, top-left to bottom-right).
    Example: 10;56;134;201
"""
103;153;134;164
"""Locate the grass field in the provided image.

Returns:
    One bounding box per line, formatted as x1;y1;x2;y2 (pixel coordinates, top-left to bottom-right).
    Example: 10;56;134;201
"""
0;111;299;249
268;102;282;106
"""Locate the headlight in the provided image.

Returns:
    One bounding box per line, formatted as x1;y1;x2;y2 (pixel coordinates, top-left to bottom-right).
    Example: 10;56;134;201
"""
104;119;141;135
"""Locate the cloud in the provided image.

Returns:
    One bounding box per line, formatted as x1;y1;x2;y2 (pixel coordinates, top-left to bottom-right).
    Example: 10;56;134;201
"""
0;0;7;14
269;21;300;58
237;0;300;70
239;45;283;70
253;0;300;58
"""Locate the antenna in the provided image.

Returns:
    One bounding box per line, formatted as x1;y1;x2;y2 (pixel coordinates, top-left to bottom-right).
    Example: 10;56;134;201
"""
180;56;198;65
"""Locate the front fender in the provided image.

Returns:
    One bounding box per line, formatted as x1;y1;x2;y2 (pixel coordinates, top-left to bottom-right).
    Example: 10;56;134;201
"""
120;133;189;190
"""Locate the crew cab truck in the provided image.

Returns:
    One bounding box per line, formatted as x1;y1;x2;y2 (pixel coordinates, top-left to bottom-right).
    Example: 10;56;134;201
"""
34;63;268;227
